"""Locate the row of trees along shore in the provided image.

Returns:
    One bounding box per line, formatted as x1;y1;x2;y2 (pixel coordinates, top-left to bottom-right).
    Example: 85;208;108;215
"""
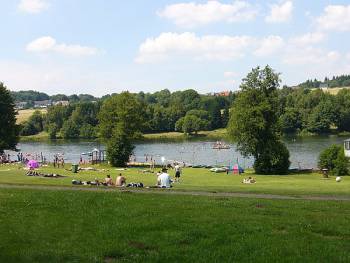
17;78;350;140
0;66;291;173
2;67;350;173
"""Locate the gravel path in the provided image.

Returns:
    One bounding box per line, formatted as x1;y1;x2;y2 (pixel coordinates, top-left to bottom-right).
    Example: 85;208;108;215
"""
0;183;349;201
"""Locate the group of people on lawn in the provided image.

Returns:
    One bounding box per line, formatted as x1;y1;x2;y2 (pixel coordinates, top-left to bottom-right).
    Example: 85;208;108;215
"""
104;164;182;188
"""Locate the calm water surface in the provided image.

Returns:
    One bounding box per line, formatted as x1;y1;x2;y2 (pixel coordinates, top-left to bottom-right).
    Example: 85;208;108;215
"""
10;135;349;169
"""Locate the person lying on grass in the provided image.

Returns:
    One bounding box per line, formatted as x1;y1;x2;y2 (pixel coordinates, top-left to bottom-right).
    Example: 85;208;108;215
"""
243;177;256;184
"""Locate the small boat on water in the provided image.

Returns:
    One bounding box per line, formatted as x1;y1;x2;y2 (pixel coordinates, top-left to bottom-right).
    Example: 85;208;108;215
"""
212;141;230;149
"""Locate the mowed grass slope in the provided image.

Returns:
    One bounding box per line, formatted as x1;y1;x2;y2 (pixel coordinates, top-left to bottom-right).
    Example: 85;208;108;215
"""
0;164;349;196
16;109;47;124
0;188;349;262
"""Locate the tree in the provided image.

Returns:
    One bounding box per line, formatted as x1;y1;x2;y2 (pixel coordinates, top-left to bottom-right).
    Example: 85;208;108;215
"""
227;66;290;174
336;89;350;131
99;92;145;140
106;129;134;167
61;120;80;139
319;145;348;176
254;140;290;174
47;123;58;139
175;113;210;134
221;108;230;128
79;123;97;139
20;110;45;136
280;107;302;133
0;83;19;153
99;92;145;166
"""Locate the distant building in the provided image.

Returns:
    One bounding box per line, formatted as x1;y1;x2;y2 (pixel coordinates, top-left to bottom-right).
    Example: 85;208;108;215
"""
15;101;28;110
319;83;329;92
34;100;52;108
344;139;350;158
214;91;230;97
53;100;69;106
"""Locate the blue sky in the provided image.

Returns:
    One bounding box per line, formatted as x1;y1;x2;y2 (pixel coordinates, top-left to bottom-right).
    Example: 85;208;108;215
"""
1;0;350;96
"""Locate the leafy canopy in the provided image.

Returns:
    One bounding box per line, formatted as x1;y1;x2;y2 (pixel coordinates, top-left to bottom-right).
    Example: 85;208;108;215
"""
0;83;19;152
228;66;290;174
98;92;145;140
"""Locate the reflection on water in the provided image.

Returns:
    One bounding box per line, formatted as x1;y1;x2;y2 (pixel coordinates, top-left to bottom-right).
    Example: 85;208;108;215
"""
11;135;349;169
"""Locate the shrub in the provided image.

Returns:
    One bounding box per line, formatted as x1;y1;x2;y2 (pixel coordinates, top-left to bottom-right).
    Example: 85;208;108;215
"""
318;144;348;176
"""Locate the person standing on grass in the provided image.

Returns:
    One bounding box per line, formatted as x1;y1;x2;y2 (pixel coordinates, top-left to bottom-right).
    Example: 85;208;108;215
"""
174;163;181;182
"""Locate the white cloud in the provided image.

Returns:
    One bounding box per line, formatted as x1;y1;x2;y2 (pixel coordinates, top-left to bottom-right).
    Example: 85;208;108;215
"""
0;60;120;96
317;5;350;31
265;1;293;23
224;71;237;78
26;36;99;56
136;32;254;63
158;1;257;28
283;47;340;65
289;32;326;46
254;35;284;57
18;0;48;14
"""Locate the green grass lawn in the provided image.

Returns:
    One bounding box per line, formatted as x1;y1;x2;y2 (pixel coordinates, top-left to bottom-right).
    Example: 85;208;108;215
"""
0;188;349;262
0;163;349;197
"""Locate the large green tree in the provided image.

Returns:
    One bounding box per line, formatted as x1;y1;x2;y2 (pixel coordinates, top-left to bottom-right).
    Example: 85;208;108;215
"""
228;66;290;174
0;83;19;153
99;92;145;166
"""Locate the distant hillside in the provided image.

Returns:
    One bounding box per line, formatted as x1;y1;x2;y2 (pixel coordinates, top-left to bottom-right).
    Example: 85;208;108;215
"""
11;90;50;102
11;90;98;105
311;86;350;95
298;75;350;89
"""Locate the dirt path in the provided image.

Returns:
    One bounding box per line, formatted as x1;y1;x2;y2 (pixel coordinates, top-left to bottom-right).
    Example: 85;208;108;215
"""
0;183;349;201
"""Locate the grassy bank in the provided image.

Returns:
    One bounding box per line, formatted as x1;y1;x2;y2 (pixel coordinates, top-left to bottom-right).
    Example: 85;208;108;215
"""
143;128;227;140
0;164;349;197
0;188;349;262
20;129;228;142
19;131;51;142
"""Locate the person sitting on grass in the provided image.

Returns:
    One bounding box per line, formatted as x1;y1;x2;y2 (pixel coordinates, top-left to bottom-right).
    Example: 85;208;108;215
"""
104;175;114;186
116;173;126;187
157;168;172;188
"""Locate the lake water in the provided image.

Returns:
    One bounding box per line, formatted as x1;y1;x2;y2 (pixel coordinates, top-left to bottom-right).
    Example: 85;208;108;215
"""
8;135;349;169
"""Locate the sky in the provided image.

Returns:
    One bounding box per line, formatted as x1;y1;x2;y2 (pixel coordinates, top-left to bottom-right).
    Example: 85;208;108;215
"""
1;0;350;96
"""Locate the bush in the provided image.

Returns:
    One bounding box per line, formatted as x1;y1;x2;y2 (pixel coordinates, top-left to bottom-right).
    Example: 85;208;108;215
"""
318;145;348;176
254;140;290;175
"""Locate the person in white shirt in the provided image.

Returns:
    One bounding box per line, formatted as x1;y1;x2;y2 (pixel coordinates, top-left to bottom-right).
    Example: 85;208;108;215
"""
157;168;172;188
174;163;181;182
